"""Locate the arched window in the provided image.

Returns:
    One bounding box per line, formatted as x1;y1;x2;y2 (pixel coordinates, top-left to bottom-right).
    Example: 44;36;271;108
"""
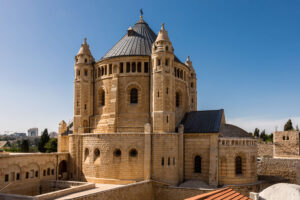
114;149;122;157
176;92;180;107
130;88;138;104
166;46;168;51
100;90;105;106
194;156;202;173
129;149;138;157
161;157;164;166
235;156;242;175
94;148;100;157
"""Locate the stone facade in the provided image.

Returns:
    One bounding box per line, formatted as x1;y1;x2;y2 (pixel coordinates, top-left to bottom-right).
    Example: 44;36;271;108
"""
57;15;257;187
274;131;300;158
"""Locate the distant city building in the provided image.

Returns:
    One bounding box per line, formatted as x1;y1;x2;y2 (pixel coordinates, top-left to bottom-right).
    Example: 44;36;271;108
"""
49;132;58;138
27;128;38;137
12;132;26;138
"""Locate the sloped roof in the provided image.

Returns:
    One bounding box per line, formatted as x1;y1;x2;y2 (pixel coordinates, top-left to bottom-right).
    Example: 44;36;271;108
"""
100;19;182;63
185;187;251;200
0;141;7;149
219;124;253;138
181;110;224;133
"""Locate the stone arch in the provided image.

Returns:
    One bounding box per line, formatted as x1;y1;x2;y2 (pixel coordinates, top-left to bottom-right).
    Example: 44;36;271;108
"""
94;148;100;163
4;164;21;182
126;82;142;105
58;160;67;180
98;87;107;107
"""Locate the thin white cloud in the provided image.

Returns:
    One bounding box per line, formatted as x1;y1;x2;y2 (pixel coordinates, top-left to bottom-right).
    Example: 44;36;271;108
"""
227;117;300;134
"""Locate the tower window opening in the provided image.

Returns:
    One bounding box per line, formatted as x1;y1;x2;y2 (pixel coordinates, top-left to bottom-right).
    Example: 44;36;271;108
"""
137;62;142;72
130;88;138;104
77;70;80;76
283;136;286;140
235;156;242;175
35;171;39;177
144;62;149;73
166;87;168;94
194;156;202;173
126;62;130;73
16;173;20;180
166;116;169;123
192;98;194;103
114;149;122;157
84;69;88;76
132;62;136;72
109;64;112;74
191;82;194;88
26;172;29;179
161;157;164;166
120;63;124;73
43;170;46;176
157;58;161;66
101;67;104;76
84;104;87;110
77;101;79;107
168;157;170;166
84;58;87;63
51;169;54;175
105;65;107;75
176;92;180;107
166;46;169;51
165;59;169;66
47;168;50;176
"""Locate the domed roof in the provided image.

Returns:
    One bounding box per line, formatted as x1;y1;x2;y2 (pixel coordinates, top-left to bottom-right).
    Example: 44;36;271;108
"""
259;183;300;200
100;19;181;63
219;124;253;138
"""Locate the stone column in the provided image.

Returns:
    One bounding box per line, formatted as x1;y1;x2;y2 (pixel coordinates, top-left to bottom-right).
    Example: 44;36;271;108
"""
209;133;219;187
144;123;152;180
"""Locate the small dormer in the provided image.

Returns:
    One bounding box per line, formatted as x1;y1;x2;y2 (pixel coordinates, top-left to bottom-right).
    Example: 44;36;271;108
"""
127;26;135;36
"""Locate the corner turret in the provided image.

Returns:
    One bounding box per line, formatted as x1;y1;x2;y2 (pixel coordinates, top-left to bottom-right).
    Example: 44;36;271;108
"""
185;56;197;111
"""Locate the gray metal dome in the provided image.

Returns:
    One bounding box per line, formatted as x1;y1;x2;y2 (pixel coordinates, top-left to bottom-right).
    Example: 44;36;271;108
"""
100;19;181;63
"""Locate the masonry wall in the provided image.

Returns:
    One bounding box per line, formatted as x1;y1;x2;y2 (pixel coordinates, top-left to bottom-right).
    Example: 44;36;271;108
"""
274;131;300;158
218;138;257;185
151;133;180;185
184;134;211;184
257;143;273;158
81;133;145;182
257;157;300;184
0;153;69;195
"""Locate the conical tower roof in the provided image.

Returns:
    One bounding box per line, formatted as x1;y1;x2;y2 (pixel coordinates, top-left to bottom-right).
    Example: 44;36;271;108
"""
155;23;170;42
100;19;181;63
77;38;93;57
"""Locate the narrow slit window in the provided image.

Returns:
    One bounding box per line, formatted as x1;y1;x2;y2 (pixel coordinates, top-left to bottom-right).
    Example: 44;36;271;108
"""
109;64;112;74
120;63;124;73
144;62;149;73
137;62;142;72
132;62;136;72
126;62;130;73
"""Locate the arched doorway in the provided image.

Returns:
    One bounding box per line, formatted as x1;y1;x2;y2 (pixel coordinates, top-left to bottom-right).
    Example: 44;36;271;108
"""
58;160;67;180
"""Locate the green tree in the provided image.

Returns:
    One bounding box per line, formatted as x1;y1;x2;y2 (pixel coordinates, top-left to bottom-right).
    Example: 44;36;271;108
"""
253;128;260;138
284;119;294;131
38;129;50;152
20;139;29;152
45;138;57;153
260;130;267;141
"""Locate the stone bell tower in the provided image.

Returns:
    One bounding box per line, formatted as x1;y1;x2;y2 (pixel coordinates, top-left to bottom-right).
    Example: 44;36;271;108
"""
73;38;94;134
185;56;197;111
151;23;176;133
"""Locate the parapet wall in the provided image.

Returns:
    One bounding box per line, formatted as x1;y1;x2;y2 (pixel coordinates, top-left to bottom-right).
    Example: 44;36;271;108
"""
257;157;300;184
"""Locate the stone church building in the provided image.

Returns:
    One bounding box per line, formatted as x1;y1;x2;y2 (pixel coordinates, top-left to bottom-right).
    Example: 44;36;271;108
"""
58;14;257;187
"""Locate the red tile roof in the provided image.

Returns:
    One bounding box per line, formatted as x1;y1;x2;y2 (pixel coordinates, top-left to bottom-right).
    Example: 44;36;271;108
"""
185;187;251;200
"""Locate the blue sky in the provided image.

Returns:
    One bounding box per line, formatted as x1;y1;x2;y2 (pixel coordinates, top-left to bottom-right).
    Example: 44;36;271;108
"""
0;0;299;134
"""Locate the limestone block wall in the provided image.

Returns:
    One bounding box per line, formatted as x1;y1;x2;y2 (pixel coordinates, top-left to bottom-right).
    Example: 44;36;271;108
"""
274;131;300;158
257;157;300;184
257;143;273;158
151;133;180;185
0;153;69;194
184;134;211;184
218;138;257;185
81;133;145;181
58;135;69;152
